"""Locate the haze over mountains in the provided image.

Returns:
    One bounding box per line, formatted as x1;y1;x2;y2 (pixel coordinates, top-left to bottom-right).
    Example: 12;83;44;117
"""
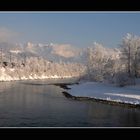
0;41;85;63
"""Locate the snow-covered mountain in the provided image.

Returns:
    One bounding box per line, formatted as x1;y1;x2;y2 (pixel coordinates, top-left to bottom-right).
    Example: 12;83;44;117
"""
24;42;82;63
0;42;83;63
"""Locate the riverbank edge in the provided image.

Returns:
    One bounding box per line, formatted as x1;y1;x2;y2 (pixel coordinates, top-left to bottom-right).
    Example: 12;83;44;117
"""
0;76;79;82
55;83;140;109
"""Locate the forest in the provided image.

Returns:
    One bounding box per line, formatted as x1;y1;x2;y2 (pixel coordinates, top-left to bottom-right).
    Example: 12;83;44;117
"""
85;33;140;86
0;33;140;86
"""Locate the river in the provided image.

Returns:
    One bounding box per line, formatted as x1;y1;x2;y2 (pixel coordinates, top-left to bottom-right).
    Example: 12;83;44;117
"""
0;79;140;127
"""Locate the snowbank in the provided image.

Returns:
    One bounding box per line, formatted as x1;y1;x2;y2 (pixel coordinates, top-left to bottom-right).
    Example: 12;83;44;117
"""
0;67;77;81
0;74;75;82
67;81;140;105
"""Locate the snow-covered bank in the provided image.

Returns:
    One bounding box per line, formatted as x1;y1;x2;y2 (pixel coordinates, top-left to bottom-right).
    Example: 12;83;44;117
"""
0;75;75;82
0;67;78;81
67;81;140;105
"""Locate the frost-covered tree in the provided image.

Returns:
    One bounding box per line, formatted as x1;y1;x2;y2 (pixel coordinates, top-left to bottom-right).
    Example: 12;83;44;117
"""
85;34;140;86
86;42;120;82
121;33;140;79
86;42;107;81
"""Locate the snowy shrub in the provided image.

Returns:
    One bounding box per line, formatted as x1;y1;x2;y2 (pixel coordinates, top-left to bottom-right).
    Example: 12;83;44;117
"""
86;42;122;83
0;56;86;81
113;72;135;87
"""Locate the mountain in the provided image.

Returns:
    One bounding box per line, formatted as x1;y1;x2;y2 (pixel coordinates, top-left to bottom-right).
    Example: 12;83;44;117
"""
0;42;84;63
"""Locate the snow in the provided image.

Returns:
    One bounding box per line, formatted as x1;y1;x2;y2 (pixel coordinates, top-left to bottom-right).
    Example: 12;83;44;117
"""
0;59;85;82
67;81;140;105
10;50;21;54
104;93;140;100
0;67;77;82
0;73;75;82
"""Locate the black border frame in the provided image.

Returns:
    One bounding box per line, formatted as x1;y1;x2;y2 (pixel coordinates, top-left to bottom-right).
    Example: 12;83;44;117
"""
0;0;140;136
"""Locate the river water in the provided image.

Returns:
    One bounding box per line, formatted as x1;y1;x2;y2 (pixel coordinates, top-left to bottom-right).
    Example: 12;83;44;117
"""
0;79;140;127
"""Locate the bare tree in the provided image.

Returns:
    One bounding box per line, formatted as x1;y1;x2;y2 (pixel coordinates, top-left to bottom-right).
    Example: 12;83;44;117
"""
120;33;140;84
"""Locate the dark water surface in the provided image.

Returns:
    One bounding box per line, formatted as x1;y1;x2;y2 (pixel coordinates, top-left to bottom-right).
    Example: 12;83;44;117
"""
0;79;140;127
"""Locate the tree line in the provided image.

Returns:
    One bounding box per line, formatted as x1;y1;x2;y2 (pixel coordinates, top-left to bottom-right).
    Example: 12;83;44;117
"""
86;33;140;86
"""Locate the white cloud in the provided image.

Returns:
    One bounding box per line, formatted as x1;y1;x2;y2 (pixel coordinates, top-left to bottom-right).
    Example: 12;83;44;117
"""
0;27;19;42
52;44;80;58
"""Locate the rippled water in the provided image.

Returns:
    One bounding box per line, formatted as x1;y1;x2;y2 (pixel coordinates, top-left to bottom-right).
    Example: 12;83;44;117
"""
0;79;140;127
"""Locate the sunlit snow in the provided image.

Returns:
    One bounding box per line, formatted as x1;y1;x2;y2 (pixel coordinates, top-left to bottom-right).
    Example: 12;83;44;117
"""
68;81;140;105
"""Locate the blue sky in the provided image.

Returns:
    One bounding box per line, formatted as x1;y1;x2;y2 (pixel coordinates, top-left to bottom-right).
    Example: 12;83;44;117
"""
0;12;140;48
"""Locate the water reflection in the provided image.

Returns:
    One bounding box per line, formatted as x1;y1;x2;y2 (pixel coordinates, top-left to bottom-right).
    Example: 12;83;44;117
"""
86;101;140;127
0;81;15;93
0;79;140;127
